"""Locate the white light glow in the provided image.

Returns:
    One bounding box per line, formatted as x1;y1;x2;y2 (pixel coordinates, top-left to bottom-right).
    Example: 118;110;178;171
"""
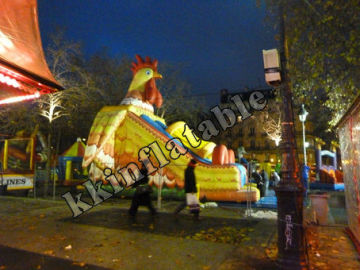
263;113;282;147
0;73;21;88
0;30;14;49
0;92;40;105
274;138;281;146
39;93;66;123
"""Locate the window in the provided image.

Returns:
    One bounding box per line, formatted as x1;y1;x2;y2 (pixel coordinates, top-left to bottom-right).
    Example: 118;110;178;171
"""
249;127;255;136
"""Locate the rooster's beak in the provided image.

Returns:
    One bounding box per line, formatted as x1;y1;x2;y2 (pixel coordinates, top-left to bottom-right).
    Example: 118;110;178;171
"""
153;71;163;79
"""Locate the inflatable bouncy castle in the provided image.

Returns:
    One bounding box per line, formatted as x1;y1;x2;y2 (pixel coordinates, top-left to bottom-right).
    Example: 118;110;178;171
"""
82;55;259;202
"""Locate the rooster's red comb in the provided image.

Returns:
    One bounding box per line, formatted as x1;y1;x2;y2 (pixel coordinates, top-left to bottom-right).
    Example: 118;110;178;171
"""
131;54;158;75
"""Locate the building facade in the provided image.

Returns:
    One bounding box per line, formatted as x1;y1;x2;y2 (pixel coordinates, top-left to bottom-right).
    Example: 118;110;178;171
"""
217;88;319;168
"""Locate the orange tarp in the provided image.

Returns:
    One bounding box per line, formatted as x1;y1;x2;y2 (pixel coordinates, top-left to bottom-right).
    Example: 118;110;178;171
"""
0;0;61;90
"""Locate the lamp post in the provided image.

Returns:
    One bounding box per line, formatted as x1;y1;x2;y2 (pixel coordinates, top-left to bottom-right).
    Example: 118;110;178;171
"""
262;4;308;270
298;104;309;166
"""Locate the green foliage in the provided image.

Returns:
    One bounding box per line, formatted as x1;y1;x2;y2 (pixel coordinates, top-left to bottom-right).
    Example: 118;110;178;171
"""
264;0;360;134
188;226;253;245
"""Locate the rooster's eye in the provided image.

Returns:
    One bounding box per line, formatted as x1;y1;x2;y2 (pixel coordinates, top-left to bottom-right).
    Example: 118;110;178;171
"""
146;70;151;76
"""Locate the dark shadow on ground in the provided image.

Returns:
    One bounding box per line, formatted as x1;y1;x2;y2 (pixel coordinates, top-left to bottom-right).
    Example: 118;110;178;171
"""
60;208;258;240
0;196;62;216
0;244;110;270
251;259;278;270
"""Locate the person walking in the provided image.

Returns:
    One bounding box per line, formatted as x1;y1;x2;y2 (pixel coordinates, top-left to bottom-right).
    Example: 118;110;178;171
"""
128;164;156;217
174;159;200;219
260;169;269;197
252;166;265;197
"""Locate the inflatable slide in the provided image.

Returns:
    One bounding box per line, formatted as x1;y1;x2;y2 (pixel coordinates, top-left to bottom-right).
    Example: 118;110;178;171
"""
82;55;259;202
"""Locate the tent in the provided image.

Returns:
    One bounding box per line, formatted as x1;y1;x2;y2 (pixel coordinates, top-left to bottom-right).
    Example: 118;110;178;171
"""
336;95;360;252
0;0;62;105
58;138;87;185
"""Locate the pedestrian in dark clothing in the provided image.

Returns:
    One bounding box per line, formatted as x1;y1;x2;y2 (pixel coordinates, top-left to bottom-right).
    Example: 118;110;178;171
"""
184;161;197;193
252;167;265;197
174;159;200;219
129;164;156;217
260;169;269;197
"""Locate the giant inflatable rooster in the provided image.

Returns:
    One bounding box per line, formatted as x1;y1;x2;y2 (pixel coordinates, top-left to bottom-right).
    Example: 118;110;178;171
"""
82;55;259;202
123;55;163;109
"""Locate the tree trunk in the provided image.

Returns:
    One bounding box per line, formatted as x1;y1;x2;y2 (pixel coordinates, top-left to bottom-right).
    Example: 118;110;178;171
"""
44;131;51;197
52;128;61;200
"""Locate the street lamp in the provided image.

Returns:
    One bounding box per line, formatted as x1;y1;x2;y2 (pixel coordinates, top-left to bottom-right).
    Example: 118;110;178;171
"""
298;104;309;166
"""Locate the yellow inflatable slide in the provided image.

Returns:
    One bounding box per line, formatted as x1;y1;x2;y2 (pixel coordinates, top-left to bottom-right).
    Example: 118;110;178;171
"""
82;55;259;202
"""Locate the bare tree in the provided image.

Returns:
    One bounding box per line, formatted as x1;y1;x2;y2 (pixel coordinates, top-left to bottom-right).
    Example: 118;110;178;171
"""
38;92;67;123
262;105;282;146
37;92;67;197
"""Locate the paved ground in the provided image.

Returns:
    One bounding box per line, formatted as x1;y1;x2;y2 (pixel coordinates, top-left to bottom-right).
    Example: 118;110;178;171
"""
306;225;360;270
0;190;359;270
304;191;360;270
0;245;108;270
0;195;277;270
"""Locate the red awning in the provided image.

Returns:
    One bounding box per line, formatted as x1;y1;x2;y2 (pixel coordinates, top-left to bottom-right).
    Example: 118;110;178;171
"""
0;0;62;103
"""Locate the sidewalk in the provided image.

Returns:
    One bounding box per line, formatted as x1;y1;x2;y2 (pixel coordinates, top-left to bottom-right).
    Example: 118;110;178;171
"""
306;225;360;270
304;191;360;270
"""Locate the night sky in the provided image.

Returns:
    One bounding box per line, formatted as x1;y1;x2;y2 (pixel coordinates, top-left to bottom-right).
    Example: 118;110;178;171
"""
38;0;277;106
